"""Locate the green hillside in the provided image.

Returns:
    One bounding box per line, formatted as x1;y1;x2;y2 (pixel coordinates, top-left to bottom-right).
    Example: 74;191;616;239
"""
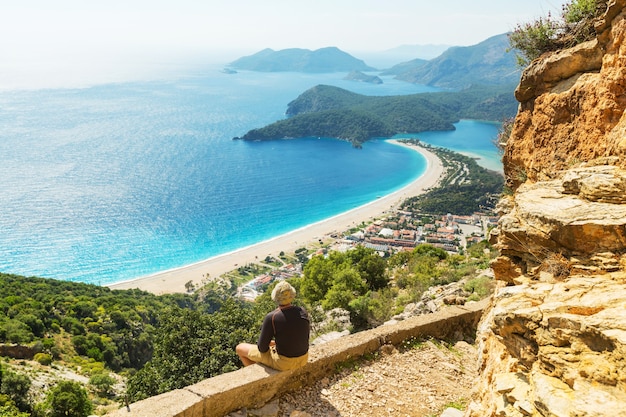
385;33;521;89
237;84;518;144
229;47;375;73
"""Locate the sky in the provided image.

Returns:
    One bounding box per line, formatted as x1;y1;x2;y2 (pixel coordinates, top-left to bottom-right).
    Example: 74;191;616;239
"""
0;0;569;89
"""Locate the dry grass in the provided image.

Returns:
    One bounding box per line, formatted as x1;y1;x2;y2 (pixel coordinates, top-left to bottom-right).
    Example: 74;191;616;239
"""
538;252;572;279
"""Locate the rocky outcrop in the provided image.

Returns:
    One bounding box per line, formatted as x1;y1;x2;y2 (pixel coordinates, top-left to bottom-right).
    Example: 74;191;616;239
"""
0;343;40;359
469;1;626;416
505;0;626;188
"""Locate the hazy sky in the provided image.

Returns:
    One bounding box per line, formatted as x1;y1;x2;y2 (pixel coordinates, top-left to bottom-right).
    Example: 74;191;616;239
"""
1;0;568;88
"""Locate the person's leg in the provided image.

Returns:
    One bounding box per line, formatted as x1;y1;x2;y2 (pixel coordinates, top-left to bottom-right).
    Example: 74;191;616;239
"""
236;343;257;366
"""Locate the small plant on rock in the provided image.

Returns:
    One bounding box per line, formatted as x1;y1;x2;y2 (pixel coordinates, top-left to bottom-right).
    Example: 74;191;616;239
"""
509;0;605;67
538;252;572;280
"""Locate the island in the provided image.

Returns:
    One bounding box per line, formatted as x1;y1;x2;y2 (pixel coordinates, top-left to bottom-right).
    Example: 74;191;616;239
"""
228;47;375;73
344;70;383;84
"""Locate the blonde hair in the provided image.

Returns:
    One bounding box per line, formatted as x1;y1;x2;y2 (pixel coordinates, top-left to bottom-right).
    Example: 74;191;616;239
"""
271;281;296;305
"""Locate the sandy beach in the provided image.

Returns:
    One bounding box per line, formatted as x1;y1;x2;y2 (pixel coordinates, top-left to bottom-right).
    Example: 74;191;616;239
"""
108;141;444;294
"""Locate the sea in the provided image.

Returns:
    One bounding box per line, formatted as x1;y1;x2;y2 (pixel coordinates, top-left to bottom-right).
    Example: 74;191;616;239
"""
0;66;502;286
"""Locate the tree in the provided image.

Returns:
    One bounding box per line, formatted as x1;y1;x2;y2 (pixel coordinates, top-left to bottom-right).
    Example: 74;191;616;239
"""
346;246;389;290
37;381;92;417
126;298;258;401
0;396;30;417
322;267;366;310
300;255;337;303
88;372;116;397
0;367;31;413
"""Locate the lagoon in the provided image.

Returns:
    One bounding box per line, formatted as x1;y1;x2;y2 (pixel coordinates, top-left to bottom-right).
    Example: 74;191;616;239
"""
0;69;501;285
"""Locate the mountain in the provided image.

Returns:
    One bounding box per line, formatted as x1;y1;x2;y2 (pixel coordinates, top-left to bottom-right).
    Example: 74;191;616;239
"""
356;44;450;68
228;47;376;73
381;57;428;76
383;44;451;60
384;33;521;89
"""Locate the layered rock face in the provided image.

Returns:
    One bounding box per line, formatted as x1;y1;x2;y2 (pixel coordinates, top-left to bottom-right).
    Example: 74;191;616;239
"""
468;1;626;416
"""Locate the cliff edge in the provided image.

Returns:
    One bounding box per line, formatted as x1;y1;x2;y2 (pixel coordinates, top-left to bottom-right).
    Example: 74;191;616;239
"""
468;1;626;416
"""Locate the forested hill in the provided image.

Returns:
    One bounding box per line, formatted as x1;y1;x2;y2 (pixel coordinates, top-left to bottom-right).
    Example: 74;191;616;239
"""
383;33;520;89
228;47;375;73
237;84;518;145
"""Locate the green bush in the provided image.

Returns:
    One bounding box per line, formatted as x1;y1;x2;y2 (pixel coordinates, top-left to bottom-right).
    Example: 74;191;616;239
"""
509;0;602;67
2;320;34;344
464;276;495;300
0;367;31;413
34;353;53;366
563;0;597;23
36;381;92;417
88;372;116;397
0;395;30;417
509;16;559;66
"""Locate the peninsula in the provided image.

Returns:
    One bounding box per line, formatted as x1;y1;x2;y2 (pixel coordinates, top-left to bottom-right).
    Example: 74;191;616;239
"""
235;84;517;144
344;70;383;84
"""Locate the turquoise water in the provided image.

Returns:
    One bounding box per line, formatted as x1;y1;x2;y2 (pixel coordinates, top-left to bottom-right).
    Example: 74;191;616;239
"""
414;120;503;172
0;69;501;285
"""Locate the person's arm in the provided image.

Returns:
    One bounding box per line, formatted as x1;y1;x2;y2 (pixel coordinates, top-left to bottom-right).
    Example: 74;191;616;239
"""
257;313;274;353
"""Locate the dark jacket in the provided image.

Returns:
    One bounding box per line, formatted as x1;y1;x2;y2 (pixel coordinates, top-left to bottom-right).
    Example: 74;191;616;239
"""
257;305;310;357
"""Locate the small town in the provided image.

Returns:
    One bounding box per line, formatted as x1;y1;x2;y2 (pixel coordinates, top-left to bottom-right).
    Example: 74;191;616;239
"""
232;142;502;301
236;209;499;301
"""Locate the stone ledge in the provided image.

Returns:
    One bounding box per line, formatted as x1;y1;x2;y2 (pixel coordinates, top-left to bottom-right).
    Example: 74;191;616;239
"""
107;298;489;417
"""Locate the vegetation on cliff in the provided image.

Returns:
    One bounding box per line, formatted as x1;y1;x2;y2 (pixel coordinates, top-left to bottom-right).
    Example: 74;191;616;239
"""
469;1;626;415
508;0;605;66
238;84;517;144
0;274;197;371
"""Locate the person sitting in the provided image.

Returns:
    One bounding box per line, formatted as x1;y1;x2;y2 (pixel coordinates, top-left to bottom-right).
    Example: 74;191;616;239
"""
236;281;310;371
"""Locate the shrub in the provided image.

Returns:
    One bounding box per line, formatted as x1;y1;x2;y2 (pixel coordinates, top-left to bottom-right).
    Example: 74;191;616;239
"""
509;0;603;67
538;252;572;279
509;15;560;66
563;0;597;23
0;396;30;417
88;372;116;397
0;367;31;412
34;353;53;366
2;320;34;344
464;276;495;300
36;381;92;417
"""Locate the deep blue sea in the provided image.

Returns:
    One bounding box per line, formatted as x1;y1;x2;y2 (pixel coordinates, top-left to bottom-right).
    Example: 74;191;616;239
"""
0;68;502;285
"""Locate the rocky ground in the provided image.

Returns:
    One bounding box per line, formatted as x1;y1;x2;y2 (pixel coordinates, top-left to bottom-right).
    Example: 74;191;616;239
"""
275;339;477;417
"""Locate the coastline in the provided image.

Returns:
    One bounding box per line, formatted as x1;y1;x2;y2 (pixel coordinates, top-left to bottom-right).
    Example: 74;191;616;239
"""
108;140;444;294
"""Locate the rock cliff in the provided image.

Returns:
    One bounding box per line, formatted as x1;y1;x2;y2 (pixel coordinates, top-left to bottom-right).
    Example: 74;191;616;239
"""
468;1;626;416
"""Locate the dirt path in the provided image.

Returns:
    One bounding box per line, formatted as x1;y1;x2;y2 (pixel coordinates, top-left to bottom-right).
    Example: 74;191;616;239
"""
277;340;477;417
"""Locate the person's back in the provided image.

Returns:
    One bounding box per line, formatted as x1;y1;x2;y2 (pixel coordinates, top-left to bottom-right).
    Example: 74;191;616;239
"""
236;281;310;371
262;304;309;358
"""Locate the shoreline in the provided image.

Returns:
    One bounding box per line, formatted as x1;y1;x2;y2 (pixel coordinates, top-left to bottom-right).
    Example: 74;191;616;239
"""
108;141;444;294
